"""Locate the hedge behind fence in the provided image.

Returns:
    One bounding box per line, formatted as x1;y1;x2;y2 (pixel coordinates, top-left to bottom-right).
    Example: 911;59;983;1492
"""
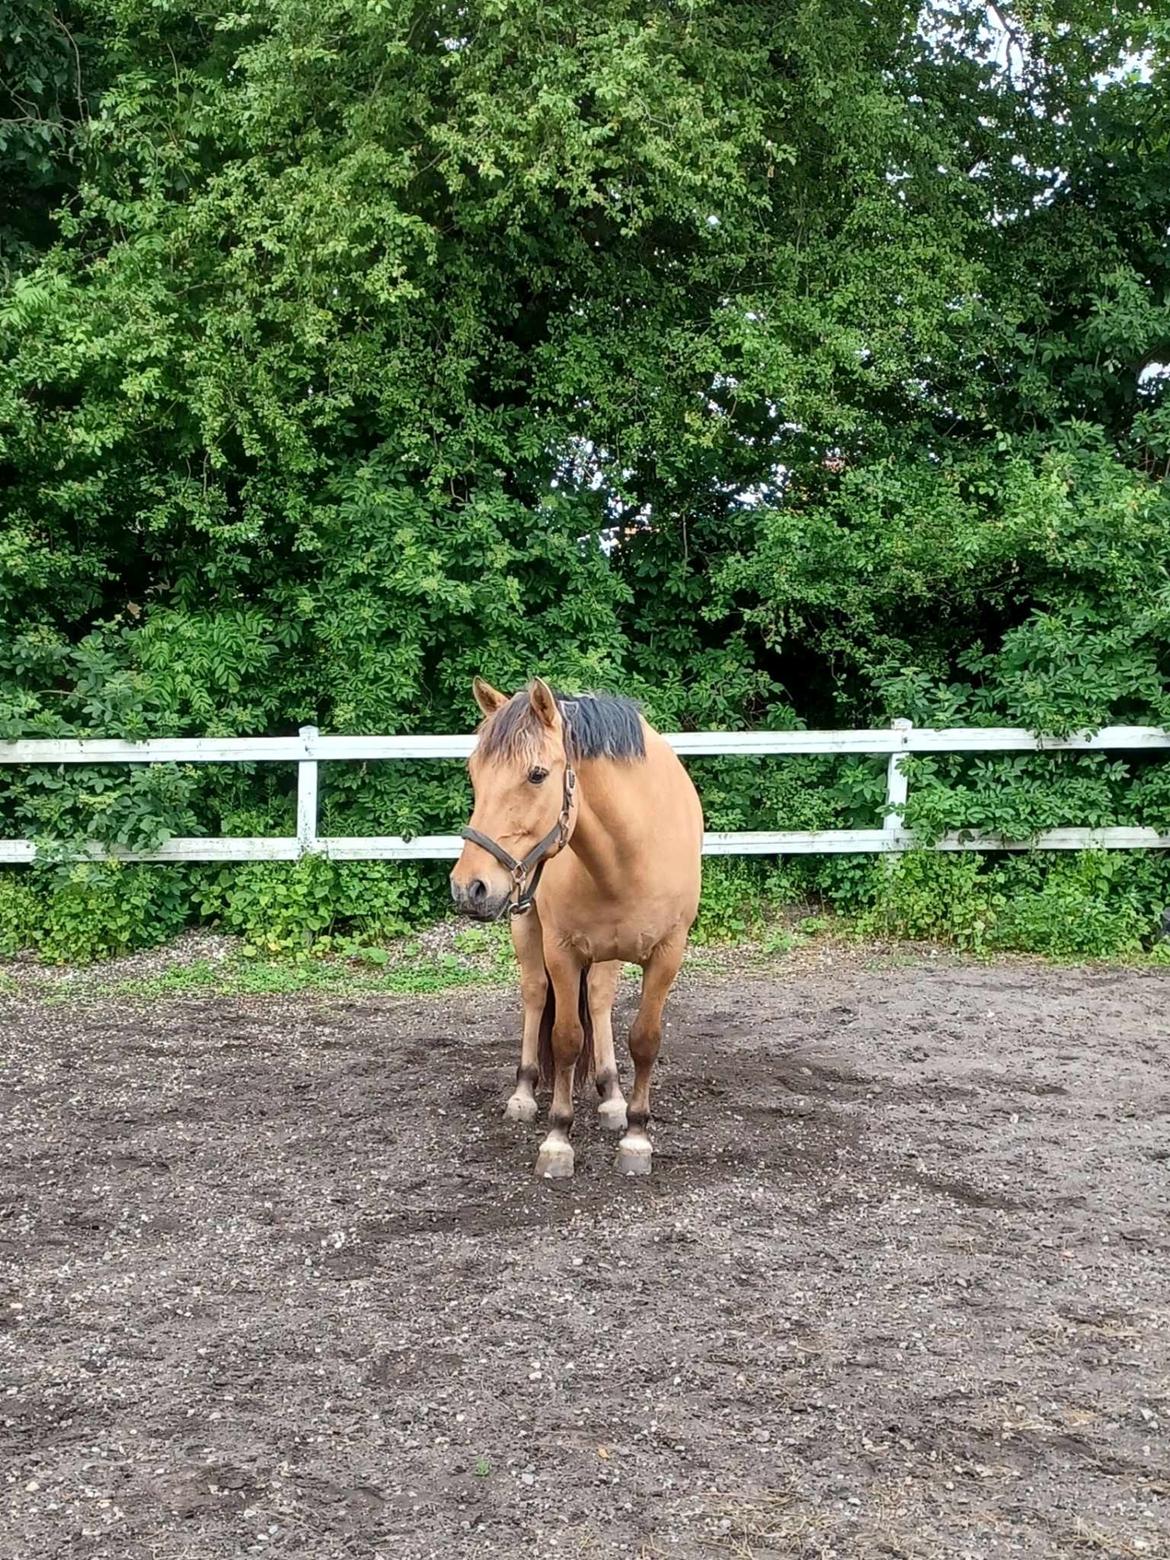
2;2;1170;958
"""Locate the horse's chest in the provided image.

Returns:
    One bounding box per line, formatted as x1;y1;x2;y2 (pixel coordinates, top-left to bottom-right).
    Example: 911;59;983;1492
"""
564;921;659;966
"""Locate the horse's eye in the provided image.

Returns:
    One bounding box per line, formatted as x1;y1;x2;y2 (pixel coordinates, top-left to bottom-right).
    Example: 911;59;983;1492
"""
528;766;549;785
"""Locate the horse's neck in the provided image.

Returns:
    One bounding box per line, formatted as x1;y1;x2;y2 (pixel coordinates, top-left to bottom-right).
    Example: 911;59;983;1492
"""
567;767;635;894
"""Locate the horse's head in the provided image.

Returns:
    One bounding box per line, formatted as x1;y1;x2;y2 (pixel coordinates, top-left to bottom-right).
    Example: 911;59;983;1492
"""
450;676;577;921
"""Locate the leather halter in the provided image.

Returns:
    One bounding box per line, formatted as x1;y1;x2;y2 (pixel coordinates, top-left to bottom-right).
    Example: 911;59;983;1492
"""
460;724;577;919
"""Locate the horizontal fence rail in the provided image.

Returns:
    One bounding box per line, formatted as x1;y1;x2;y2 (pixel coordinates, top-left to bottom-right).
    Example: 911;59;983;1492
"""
3;723;1170;764
0;723;1168;864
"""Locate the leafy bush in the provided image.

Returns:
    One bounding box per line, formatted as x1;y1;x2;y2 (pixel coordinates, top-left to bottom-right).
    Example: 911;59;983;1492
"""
820;850;1170;961
14;863;190;965
0;872;39;956
192;858;340;955
1;3;1169;963
988;853;1159;961
191;858;447;955
856;853;1000;953
692;849;1170;962
694;859;768;944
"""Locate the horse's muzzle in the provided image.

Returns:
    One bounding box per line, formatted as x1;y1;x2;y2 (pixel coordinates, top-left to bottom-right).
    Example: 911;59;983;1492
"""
449;874;507;921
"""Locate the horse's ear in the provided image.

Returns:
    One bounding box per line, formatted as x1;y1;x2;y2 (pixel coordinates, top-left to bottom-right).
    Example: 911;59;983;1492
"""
472;677;507;717
529;677;558;729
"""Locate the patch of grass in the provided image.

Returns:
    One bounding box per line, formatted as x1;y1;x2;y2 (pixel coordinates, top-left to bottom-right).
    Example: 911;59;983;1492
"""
759;926;797;956
33;942;516;1004
449;921;514;973
862;949;929;971
14;892;1167;1007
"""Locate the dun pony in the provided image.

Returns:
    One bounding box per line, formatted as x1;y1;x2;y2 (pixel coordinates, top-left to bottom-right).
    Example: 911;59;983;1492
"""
450;677;702;1178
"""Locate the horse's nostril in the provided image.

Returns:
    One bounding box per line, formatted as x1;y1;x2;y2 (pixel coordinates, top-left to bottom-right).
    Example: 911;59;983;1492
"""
469;879;487;903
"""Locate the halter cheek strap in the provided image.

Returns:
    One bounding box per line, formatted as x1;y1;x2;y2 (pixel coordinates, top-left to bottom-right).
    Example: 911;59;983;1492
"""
460;733;577;919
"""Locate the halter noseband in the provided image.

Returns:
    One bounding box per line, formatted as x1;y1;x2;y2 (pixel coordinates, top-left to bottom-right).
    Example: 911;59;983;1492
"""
460;722;577;919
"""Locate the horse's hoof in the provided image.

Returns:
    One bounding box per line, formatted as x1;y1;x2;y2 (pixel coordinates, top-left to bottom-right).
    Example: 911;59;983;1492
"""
597;1098;628;1134
535;1141;574;1179
504;1093;538;1124
616;1136;652;1177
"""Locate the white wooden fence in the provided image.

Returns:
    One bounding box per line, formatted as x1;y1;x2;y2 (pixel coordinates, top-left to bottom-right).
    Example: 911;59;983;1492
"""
0;722;1169;864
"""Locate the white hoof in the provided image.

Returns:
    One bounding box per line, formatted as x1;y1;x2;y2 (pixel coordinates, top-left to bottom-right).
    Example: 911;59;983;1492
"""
504;1092;538;1124
535;1139;575;1179
597;1097;628;1134
616;1134;652;1177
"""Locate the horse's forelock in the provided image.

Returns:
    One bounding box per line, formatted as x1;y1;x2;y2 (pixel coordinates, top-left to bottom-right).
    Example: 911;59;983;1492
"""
476;692;545;764
476;688;646;765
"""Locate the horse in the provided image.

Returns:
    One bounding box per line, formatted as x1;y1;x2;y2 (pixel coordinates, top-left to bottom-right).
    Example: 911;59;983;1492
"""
449;676;703;1179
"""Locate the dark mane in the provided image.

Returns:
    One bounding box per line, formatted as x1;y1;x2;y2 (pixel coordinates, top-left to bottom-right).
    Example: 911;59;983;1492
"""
478;688;646;763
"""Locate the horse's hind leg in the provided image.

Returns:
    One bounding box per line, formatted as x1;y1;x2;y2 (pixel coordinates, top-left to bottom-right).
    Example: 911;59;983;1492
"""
505;909;547;1124
617;932;686;1177
589;960;627;1134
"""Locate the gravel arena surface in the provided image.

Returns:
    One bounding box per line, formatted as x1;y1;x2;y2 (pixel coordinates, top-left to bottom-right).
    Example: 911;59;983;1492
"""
2;951;1169;1559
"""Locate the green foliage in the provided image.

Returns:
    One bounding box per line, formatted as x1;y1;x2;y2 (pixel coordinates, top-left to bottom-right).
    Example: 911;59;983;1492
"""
989;853;1158;960
191;857;445;954
0;2;1169;962
689;847;1170;962
193;857;341;954
843;849;1170;960
0;872;40;956
693;859;768;945
0;855;451;964
14;862;189;964
856;853;1001;953
0;3;96;271
29;943;510;1001
449;922;515;977
693;857;807;945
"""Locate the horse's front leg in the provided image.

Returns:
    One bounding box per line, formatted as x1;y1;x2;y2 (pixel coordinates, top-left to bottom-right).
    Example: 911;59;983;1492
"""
534;951;587;1179
589;959;628;1134
504;909;547;1124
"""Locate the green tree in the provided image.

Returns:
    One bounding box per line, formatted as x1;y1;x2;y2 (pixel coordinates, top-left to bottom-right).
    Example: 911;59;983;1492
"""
1;1;1168;957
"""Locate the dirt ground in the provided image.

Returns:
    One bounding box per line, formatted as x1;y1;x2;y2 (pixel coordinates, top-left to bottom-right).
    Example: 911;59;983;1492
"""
2;948;1168;1559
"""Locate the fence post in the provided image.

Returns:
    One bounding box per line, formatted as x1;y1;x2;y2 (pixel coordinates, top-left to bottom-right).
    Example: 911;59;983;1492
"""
883;718;912;849
297;726;320;857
